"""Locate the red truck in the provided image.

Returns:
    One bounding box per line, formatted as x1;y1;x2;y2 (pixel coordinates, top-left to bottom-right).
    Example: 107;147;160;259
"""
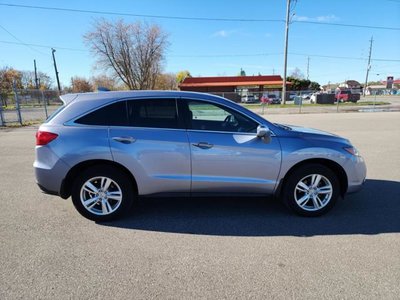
335;90;360;103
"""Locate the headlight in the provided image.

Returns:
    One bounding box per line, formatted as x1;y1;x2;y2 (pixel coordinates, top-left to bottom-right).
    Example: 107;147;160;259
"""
344;146;360;156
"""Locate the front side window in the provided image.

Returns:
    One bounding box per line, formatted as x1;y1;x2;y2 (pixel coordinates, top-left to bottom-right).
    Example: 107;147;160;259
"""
185;100;258;133
127;99;181;129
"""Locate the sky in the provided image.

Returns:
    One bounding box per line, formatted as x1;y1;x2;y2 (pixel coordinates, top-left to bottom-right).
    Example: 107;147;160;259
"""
0;0;399;88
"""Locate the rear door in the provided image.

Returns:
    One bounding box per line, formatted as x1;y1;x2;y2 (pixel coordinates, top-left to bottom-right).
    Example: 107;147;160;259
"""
181;98;282;194
109;98;191;195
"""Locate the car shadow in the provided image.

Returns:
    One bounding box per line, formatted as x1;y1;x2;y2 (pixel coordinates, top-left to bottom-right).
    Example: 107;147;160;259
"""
99;179;400;236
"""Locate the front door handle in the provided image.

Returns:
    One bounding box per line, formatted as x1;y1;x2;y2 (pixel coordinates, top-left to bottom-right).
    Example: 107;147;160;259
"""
112;136;136;144
192;142;213;149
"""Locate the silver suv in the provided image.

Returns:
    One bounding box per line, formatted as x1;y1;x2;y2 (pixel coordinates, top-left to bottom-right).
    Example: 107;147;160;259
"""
34;91;366;221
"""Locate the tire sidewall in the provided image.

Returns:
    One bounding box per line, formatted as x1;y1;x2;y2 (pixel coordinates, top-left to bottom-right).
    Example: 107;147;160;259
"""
71;165;134;222
283;164;340;217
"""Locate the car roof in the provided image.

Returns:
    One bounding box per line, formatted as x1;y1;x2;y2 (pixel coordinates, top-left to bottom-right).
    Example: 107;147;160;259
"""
60;90;224;105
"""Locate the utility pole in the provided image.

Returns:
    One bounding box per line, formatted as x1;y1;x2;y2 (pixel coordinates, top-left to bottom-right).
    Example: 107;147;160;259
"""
363;36;373;97
306;56;310;80
282;0;291;105
272;67;275;75
52;48;61;93
33;59;39;89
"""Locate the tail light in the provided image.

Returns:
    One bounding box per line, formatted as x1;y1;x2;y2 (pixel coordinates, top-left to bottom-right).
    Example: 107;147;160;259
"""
36;131;58;146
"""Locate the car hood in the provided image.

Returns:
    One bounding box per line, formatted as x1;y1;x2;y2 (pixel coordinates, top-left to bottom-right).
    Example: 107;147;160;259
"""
275;123;350;143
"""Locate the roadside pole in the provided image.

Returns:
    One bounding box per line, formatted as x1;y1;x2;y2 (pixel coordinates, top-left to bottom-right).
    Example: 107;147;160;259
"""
0;104;4;126
13;82;23;125
336;98;340;113
41;90;48;119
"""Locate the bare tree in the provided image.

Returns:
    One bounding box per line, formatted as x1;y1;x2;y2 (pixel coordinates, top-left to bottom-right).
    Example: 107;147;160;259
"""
21;70;53;90
84;19;168;90
155;73;178;90
90;74;120;91
70;76;93;93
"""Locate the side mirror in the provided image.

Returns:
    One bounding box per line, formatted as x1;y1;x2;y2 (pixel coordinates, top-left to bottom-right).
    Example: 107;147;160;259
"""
257;125;271;143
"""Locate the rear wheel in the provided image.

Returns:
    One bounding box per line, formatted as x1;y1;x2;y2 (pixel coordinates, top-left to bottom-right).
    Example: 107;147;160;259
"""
282;164;340;217
71;165;134;221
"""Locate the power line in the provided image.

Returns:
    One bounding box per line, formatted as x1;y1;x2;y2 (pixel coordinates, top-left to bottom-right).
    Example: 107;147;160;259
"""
292;20;400;31
0;3;283;23
1;3;399;30
1;39;399;62
0;24;47;55
0;40;86;52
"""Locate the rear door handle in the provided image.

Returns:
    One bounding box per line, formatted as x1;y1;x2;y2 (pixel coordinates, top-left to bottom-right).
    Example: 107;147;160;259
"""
112;136;136;144
192;142;213;149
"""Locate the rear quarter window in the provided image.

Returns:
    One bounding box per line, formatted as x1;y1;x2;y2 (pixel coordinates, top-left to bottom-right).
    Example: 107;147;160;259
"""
75;101;128;126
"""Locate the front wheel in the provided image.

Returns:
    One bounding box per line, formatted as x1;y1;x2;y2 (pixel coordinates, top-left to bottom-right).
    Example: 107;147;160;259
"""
282;164;340;217
71;165;134;221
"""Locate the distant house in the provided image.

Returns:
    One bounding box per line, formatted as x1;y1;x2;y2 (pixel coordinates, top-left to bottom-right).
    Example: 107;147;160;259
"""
179;75;290;102
338;80;363;93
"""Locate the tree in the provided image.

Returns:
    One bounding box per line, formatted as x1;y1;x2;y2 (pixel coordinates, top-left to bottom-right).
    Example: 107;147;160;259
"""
176;70;191;84
21;71;53;90
155;73;177;90
84;19;168;90
290;67;305;80
309;81;320;90
70;76;93;93
91;74;119;91
0;67;22;106
238;68;246;76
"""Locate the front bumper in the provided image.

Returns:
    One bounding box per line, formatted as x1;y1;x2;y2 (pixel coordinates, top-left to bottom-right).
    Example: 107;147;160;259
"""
346;155;367;194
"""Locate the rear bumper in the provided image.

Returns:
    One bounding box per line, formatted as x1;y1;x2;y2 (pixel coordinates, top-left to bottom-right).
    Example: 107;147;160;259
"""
34;149;70;197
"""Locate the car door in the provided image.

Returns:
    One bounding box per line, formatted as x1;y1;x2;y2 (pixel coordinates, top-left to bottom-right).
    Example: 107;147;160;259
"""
109;98;191;196
181;98;282;194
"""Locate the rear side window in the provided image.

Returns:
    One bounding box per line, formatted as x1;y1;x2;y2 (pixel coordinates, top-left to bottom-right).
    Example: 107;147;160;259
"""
127;99;181;129
75;101;128;126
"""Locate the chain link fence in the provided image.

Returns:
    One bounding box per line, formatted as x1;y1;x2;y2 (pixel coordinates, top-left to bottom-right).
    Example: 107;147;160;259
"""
0;88;397;127
0;89;62;126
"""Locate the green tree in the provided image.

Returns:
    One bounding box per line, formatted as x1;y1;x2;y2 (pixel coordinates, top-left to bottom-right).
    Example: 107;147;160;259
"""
309;81;320;90
0;67;22;106
176;70;191;84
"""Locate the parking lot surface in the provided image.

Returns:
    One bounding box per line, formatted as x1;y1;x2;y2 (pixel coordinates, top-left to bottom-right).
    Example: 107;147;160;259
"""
1;112;399;299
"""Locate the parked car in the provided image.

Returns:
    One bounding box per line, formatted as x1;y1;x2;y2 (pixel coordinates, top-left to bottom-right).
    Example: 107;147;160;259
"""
335;90;360;103
288;92;297;101
301;93;311;100
267;94;281;104
260;94;280;105
241;94;258;103
35;91;366;221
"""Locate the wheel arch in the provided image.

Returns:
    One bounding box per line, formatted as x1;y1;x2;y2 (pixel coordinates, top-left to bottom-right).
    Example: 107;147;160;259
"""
60;159;138;199
275;158;348;198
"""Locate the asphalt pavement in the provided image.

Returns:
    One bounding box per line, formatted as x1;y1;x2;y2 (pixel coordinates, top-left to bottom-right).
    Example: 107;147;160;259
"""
0;111;399;299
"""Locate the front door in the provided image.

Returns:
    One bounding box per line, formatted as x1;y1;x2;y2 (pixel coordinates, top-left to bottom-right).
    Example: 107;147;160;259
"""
182;99;282;194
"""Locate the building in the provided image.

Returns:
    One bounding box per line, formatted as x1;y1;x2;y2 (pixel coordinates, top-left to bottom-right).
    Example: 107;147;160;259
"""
179;75;290;102
338;80;363;93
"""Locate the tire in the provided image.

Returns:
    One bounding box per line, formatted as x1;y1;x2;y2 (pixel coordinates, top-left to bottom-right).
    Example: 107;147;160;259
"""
282;164;340;217
71;165;134;221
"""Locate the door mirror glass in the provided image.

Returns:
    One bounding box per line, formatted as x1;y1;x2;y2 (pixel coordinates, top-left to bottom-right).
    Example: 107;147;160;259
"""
257;125;271;143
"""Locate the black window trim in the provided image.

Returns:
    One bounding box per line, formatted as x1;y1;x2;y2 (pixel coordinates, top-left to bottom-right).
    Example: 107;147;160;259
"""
67;97;185;131
179;97;268;135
